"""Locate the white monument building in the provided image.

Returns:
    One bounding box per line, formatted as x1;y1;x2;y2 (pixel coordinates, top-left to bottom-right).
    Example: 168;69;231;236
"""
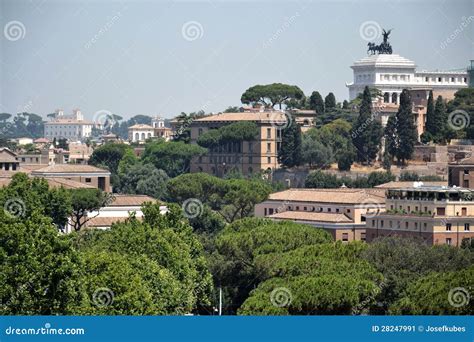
128;124;155;143
347;53;469;102
44;109;93;141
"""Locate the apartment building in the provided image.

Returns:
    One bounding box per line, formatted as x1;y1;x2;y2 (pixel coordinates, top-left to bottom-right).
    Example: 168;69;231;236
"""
254;188;386;242
189;111;286;177
366;185;474;246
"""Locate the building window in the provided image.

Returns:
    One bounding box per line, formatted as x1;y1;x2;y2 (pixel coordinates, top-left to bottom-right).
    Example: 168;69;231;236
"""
423;223;427;230
438;77;442;82
446;238;452;246
446;223;452;231
264;208;267;216
248;156;253;164
437;207;445;216
465;223;470;231
269;208;274;215
248;142;253;152
464;180;469;187
405;222;409;229
267;157;271;164
462;207;467;216
327;208;331;212
198;128;203;136
267;143;271;153
361;232;366;241
342;233;349;242
389;221;393;228
296;206;300;211
85;178;92;183
381;220;384;228
267;128;271;139
303;207;307;211
464;169;470;175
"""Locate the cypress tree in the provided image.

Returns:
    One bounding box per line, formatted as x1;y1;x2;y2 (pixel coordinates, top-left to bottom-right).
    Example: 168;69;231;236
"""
324;92;336;110
309;91;325;114
392;89;418;165
424;91;435;137
352;86;383;165
278;114;302;168
433;95;448;143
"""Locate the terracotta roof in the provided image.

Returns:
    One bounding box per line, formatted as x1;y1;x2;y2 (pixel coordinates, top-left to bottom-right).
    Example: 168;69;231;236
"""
86;216;139;227
109;195;157;206
269;211;353;223
34;138;50;143
375;181;447;189
0;148;18;163
32;164;110;174
0;176;95;189
128;124;154;129
266;188;385;204
192;112;287;123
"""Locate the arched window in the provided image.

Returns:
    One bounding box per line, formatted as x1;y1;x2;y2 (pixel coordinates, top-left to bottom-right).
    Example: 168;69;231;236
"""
391;93;398;104
141;133;146;140
135;133;139;141
383;92;390;103
148;132;152;138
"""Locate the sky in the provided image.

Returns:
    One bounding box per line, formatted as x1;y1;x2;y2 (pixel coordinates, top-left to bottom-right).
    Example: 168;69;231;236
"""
0;0;472;121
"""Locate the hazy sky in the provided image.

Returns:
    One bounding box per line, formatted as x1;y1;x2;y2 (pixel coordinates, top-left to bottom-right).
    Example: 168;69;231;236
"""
1;0;472;120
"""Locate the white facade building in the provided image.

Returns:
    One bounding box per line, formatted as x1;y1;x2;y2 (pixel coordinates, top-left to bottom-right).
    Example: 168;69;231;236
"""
44;109;93;141
347;54;469;102
128;124;155;143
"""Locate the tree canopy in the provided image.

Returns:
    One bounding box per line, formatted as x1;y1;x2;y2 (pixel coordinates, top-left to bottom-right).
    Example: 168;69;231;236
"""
241;83;304;109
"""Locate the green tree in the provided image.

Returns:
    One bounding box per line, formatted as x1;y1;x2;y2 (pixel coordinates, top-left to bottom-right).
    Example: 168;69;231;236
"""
352;86;383;165
69;189;114;231
384;89;418;165
424;91;436;138
433;95;449;143
89;143;132;177
211;218;333;313
305;170;341;188
77;203;214;314
301;134;334;168
278;114;302;168
391;266;474;315
324;92;336;110
337;150;354;171
309;91;325;114
0;210;86;314
142;141;207;177
118;162;169;199
241;83;304;109
362;237;473;313
238;243;383;315
0;173;72;229
342;100;350;109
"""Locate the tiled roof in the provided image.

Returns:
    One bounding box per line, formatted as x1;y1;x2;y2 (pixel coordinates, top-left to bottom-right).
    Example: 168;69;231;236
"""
375;181;447;189
128;124;154;129
34;138;50;143
266;188;385;204
0;148;18;163
86;216;139;227
109;195;157;206
32;164;110;174
269;211;353;223
192;112;287;123
0;176;95;189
